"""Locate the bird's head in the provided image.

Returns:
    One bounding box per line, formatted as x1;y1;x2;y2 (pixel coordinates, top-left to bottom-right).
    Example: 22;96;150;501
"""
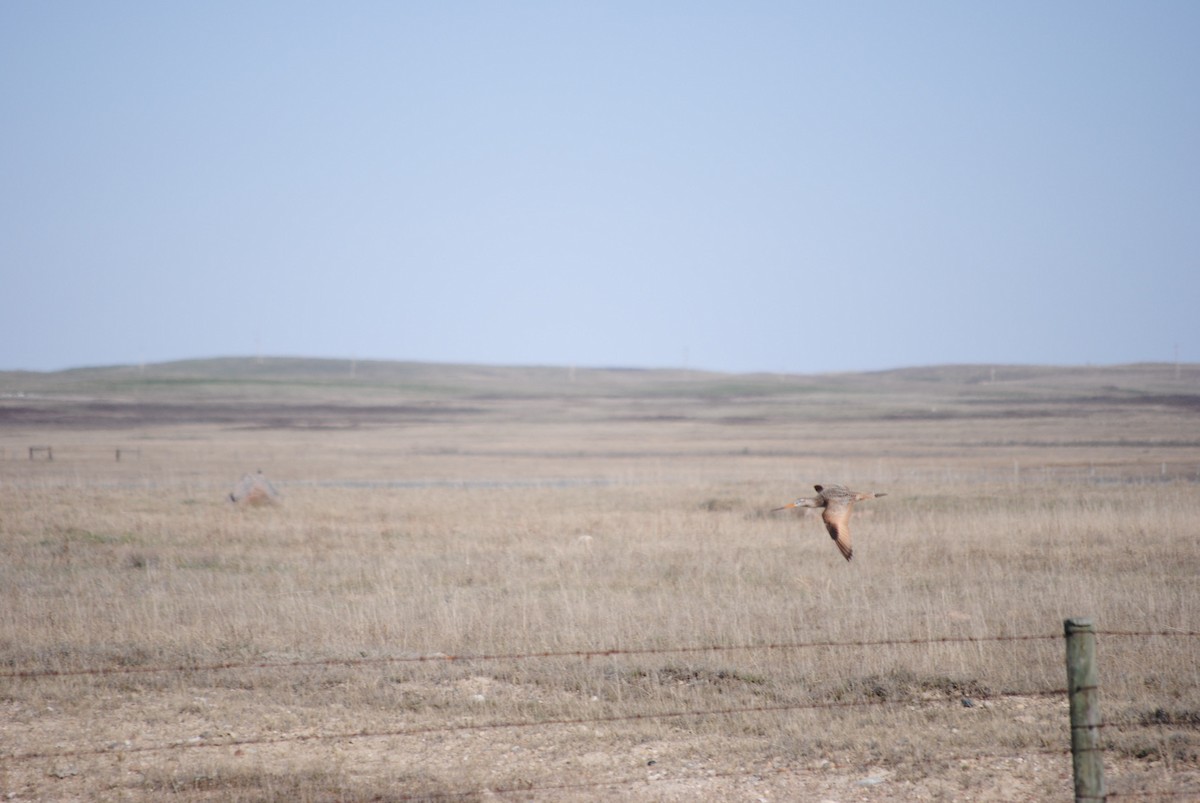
772;497;818;512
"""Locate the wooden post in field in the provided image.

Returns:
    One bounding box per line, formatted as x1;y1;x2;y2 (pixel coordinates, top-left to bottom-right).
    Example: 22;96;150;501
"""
1065;618;1105;801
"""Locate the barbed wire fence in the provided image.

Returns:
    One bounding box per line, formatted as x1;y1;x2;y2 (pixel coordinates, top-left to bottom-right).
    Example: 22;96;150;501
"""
3;627;1197;800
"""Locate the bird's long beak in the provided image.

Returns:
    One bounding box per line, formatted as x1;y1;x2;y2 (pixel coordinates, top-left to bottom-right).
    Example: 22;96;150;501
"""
772;502;798;511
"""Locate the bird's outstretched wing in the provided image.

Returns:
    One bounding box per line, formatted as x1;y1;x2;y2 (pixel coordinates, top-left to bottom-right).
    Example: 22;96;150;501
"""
821;500;854;561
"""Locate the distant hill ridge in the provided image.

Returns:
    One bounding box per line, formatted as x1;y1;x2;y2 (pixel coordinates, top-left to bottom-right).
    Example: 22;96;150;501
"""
0;356;1195;403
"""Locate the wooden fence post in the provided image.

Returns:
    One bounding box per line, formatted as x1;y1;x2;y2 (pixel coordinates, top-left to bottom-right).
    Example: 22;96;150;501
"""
1065;617;1105;801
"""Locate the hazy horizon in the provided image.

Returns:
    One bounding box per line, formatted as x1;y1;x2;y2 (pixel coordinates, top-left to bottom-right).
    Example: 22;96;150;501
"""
4;352;1195;379
4;4;1198;374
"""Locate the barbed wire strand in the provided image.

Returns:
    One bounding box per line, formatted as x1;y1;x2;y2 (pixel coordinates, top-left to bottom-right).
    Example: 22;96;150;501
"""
1096;630;1200;638
1;632;1074;681
6;627;1195;682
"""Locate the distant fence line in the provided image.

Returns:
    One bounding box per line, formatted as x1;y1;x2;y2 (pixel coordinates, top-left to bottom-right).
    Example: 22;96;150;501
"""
4;462;1200;495
4;442;1200;481
3;444;144;463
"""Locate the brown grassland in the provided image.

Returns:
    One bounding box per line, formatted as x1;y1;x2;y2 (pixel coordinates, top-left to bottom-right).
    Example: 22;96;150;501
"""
1;358;1198;801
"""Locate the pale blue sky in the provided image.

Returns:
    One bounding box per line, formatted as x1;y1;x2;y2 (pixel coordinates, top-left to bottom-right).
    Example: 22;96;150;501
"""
2;2;1197;374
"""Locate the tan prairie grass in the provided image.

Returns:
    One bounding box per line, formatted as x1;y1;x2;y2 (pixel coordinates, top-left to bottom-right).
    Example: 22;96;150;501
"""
1;361;1199;800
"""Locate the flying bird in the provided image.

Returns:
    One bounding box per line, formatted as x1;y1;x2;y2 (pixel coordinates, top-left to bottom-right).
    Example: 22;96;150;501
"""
772;484;887;561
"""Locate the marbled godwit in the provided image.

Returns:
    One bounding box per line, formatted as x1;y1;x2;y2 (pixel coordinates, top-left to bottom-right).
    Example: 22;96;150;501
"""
773;484;886;561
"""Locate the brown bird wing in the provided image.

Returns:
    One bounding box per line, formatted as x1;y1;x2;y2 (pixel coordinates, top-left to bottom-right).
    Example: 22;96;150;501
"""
821;500;854;561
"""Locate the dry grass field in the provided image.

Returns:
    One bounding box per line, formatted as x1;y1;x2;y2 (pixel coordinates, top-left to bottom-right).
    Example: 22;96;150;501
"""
1;359;1198;801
